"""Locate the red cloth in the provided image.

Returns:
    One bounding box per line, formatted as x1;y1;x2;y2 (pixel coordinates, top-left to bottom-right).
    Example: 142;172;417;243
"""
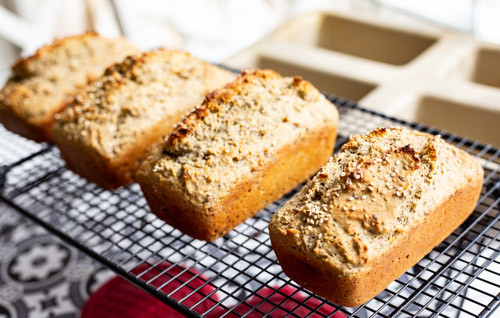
209;285;346;318
81;262;346;318
81;262;219;318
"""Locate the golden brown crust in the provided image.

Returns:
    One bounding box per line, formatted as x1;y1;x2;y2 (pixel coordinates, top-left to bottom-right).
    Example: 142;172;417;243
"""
0;32;139;142
268;127;484;306
52;49;235;189
137;69;339;240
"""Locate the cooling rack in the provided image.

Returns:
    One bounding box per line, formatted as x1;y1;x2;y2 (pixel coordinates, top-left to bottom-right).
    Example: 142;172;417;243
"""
0;96;498;317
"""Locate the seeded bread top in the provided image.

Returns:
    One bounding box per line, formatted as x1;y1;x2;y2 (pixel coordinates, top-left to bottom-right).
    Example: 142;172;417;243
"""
0;32;139;124
270;127;482;270
53;49;235;160
143;69;339;209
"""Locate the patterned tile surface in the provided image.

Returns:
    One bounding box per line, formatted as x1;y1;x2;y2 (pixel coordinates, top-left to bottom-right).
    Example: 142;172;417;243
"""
0;202;114;318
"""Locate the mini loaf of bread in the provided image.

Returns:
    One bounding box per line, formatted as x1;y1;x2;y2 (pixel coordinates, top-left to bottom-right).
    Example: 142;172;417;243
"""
136;69;339;241
0;32;139;142
52;49;235;189
269;127;483;307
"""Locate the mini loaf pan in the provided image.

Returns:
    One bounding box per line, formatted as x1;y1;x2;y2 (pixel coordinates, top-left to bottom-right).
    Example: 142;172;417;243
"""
225;10;500;147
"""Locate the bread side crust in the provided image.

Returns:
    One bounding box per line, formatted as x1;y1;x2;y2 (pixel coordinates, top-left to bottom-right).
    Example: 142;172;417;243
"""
269;173;483;307
138;123;337;241
0;106;52;142
57;115;183;189
0;93;77;142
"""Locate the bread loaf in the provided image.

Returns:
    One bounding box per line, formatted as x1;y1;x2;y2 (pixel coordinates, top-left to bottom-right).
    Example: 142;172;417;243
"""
52;49;235;189
137;69;339;241
0;32;139;142
268;127;483;307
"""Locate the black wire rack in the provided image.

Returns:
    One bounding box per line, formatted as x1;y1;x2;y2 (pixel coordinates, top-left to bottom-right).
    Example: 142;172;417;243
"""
0;96;499;317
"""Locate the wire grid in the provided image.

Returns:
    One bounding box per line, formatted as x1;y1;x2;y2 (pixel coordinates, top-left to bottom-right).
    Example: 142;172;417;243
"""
0;97;499;317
